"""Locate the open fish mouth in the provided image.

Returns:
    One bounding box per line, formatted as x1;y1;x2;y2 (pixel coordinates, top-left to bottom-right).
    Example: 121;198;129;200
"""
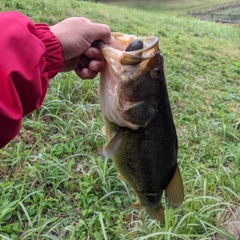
99;32;159;70
98;33;161;130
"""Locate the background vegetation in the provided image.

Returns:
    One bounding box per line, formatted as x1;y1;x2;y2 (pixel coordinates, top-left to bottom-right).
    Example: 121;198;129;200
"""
0;0;239;239
102;0;230;16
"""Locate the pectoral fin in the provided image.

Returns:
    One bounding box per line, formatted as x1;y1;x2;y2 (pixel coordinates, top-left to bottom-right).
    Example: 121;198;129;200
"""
123;101;157;128
164;165;184;208
102;130;123;160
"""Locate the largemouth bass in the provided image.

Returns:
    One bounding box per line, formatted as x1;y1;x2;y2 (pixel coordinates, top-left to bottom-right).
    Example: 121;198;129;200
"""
99;33;184;223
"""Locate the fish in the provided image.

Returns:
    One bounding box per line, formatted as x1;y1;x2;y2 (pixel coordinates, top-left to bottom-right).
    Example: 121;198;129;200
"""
98;33;184;223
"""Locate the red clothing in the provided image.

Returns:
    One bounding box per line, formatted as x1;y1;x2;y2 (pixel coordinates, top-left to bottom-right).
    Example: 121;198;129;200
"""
0;11;63;149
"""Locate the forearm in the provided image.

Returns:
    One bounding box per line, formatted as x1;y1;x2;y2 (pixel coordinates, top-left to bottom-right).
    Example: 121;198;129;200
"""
0;11;63;148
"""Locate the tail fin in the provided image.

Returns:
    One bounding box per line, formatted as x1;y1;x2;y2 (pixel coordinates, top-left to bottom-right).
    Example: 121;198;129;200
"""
146;206;165;224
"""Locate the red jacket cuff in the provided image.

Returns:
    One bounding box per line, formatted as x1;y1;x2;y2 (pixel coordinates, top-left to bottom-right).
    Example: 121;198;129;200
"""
35;24;63;78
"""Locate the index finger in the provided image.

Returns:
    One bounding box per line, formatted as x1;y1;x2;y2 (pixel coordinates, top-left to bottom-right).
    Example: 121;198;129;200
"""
84;47;103;60
90;23;114;45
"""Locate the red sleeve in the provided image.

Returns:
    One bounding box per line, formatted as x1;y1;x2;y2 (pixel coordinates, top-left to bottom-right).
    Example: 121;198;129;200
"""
0;11;63;149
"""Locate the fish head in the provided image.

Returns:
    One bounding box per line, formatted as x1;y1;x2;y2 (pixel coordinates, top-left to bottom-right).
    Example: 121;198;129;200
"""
99;33;165;130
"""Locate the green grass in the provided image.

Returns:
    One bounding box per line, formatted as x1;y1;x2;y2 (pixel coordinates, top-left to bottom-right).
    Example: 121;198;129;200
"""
0;0;240;239
103;0;230;16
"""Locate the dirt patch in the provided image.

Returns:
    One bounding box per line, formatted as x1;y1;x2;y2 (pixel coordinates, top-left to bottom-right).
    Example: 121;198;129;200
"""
217;206;240;239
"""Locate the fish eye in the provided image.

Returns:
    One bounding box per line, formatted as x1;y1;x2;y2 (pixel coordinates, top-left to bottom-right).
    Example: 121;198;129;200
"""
151;67;161;78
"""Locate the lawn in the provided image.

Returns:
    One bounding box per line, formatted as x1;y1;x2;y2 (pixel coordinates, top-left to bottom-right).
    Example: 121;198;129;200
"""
102;0;230;15
0;0;240;239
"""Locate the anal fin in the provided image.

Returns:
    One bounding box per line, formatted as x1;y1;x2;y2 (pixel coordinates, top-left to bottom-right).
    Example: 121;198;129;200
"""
146;206;165;224
102;126;106;136
117;172;126;182
164;165;184;208
129;200;165;223
129;199;141;209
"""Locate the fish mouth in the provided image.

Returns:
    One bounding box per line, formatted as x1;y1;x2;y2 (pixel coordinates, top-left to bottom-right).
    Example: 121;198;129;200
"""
99;33;160;129
99;32;159;69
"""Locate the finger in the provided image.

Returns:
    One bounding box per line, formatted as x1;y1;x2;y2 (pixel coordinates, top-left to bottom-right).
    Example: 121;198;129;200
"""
84;47;104;60
88;60;106;72
80;55;90;68
75;68;98;80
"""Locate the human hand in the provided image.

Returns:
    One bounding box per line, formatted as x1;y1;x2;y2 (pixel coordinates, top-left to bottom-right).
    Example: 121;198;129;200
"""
50;17;113;79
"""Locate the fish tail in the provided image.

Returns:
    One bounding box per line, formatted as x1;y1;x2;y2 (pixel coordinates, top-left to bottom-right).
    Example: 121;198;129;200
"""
146;206;165;224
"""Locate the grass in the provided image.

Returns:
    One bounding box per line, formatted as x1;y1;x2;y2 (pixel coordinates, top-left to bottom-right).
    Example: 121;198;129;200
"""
103;0;230;16
0;0;240;239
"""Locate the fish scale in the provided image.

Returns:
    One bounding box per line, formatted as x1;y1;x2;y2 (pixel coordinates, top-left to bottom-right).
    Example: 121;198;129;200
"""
99;33;184;223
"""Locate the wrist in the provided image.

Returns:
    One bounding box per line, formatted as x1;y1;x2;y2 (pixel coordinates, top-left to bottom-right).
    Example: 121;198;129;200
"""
35;24;64;78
